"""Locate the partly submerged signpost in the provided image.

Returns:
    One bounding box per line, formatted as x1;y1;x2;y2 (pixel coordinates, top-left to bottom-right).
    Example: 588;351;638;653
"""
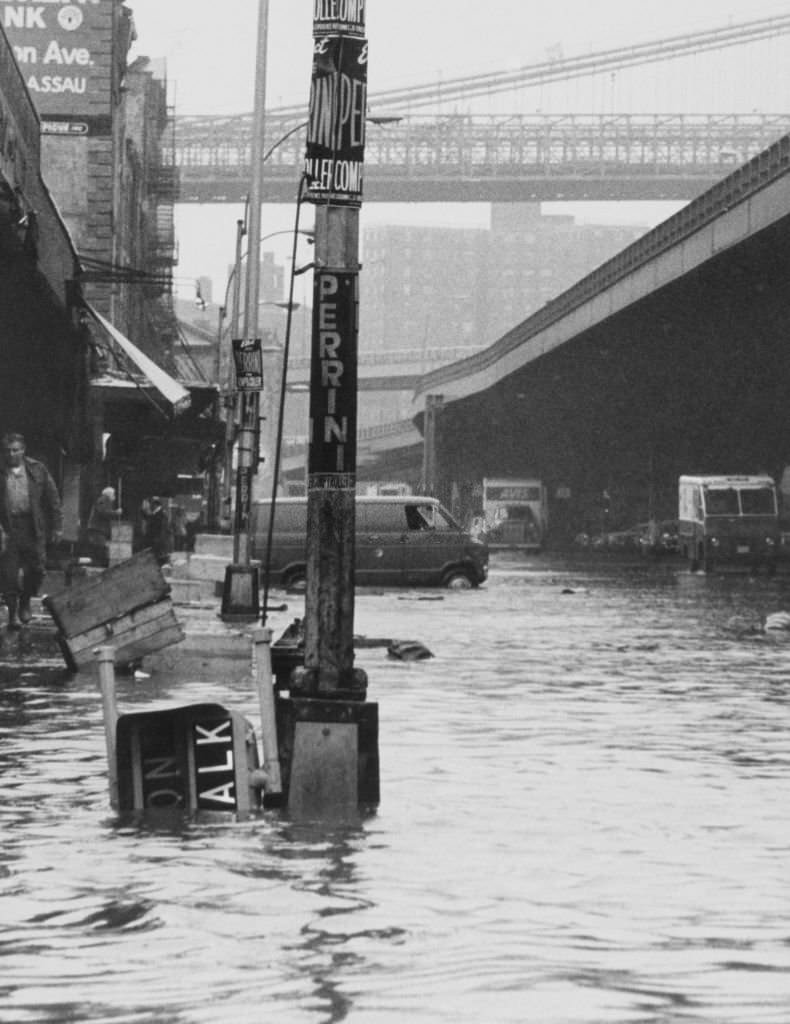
279;0;379;816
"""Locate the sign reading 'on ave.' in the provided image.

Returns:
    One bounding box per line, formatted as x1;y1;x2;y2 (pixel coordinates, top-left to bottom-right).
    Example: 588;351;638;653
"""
0;0;113;135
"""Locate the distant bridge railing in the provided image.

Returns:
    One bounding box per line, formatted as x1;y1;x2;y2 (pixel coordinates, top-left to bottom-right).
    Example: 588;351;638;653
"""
172;113;790;203
282;419;421;460
288;344;485;373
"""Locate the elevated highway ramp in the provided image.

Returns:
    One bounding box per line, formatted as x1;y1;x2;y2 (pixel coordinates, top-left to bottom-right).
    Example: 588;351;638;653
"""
408;134;790;531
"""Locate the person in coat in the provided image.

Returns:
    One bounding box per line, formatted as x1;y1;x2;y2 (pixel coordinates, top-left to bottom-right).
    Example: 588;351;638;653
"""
0;433;63;628
85;486;117;566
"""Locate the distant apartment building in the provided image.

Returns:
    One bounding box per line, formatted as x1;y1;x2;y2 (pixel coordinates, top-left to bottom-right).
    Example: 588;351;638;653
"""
485;204;646;342
360;203;647;373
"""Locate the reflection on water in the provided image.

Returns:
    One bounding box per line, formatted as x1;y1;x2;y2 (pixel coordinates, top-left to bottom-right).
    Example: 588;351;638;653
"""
2;555;790;1022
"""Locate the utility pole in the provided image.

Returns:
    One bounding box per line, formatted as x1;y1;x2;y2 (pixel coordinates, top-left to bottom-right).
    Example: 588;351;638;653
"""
302;4;368;697
221;0;268;620
221;215;245;533
279;2;379;817
422;394;444;496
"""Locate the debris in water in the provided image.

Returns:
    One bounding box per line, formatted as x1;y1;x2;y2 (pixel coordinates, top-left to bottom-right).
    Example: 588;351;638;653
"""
387;640;434;661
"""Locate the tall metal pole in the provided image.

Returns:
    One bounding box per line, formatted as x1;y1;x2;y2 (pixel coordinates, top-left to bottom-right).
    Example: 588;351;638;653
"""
224;215;245;539
221;0;268;620
235;0;269;568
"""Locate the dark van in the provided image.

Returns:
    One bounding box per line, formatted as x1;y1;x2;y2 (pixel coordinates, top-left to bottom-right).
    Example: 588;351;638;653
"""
250;495;489;589
678;474;780;572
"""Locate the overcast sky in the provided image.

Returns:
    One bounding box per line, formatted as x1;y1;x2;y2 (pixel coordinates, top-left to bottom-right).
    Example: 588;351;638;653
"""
124;0;790;292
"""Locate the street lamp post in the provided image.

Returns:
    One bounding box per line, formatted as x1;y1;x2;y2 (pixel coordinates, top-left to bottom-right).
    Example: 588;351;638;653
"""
219;0;269;621
219;228;312;529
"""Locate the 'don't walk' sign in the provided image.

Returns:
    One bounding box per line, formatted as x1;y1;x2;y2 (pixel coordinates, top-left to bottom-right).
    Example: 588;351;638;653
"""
232;337;263;391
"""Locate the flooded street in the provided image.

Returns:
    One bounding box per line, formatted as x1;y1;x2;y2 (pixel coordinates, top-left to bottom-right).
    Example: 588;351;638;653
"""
3;553;790;1023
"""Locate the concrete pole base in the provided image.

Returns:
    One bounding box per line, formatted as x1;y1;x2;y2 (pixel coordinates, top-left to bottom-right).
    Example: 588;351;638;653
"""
276;696;379;819
220;564;260;622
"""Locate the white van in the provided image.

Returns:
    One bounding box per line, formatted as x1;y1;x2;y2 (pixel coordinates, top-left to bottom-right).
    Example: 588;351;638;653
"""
678;474;780;572
251;495;489;589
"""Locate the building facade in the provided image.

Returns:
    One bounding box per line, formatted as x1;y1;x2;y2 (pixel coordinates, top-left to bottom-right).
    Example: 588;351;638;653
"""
1;0;190;534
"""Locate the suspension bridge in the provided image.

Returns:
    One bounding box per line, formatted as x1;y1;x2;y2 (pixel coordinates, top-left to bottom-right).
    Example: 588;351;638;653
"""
171;13;790;204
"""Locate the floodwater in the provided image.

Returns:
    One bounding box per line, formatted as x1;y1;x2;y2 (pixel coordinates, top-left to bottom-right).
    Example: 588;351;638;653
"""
3;553;790;1023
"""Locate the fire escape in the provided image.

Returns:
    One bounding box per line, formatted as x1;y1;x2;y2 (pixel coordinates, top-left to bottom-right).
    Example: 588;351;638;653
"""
143;98;181;373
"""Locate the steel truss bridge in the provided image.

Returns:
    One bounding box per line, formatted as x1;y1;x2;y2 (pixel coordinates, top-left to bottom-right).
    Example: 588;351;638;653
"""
171;12;790;204
174;112;790;203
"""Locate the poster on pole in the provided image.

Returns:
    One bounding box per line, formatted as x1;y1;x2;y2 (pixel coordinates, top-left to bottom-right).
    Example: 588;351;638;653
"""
312;1;365;37
308;271;358;488
232;338;263;391
304;34;367;205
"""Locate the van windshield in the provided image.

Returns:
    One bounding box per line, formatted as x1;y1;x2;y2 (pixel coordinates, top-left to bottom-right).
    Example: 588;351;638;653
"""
703;488;739;515
739;487;777;515
704;486;776;515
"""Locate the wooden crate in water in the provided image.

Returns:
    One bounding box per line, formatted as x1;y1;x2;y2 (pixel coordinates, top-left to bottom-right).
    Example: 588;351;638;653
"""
44;549;183;670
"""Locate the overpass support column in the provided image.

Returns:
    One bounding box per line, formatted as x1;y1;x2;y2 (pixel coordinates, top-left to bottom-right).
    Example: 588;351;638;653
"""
422;394;443;496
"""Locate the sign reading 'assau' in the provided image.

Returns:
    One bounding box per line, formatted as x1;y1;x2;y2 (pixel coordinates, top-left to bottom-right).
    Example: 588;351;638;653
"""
0;0;114;135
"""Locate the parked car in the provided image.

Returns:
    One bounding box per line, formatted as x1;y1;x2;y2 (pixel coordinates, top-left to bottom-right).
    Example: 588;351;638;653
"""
638;519;680;556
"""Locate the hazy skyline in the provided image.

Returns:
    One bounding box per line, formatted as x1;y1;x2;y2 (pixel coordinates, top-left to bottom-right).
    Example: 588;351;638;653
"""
123;0;790;293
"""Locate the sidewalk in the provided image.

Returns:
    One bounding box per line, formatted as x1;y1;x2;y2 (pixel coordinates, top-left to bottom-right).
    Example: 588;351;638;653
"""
0;571;301;675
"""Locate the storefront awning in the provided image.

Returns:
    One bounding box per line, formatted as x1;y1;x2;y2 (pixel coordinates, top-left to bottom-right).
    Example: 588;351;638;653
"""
87;306;191;414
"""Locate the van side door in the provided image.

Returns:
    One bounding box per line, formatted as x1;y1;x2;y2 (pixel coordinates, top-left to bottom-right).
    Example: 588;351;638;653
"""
356;501;407;585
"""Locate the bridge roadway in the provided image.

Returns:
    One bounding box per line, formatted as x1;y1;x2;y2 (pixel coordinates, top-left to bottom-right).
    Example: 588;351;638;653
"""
173;113;790;204
391;132;790;534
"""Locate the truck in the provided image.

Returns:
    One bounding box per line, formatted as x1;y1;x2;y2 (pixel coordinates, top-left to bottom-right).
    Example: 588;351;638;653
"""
678;474;780;573
480;477;547;550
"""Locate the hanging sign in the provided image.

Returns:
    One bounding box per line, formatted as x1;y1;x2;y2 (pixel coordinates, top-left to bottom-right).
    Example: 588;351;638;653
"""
304;34;367;205
308;270;358;488
0;0;114;135
232;338;263;391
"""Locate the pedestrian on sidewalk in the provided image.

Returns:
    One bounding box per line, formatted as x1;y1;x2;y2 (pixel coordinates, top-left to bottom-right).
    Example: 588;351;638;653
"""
142;495;173;566
85;486;117;566
0;433;63;628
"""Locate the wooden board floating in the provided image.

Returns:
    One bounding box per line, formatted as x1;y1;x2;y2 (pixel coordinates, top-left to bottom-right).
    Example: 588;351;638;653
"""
44;549;183;670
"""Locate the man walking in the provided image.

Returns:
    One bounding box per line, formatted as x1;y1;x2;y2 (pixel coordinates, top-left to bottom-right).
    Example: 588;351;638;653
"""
0;433;63;628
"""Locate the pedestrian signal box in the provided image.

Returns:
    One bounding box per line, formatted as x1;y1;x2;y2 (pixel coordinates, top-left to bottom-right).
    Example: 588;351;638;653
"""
115;703;262;816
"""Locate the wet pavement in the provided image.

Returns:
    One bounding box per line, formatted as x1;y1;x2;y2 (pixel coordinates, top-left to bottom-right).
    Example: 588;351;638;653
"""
3;552;790;1023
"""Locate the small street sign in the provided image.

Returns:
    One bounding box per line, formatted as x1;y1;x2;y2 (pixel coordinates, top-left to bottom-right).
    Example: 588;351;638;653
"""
232;337;263;391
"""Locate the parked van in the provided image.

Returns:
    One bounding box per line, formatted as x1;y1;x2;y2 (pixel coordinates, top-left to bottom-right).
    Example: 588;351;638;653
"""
250;495;489;589
678;474;780;572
